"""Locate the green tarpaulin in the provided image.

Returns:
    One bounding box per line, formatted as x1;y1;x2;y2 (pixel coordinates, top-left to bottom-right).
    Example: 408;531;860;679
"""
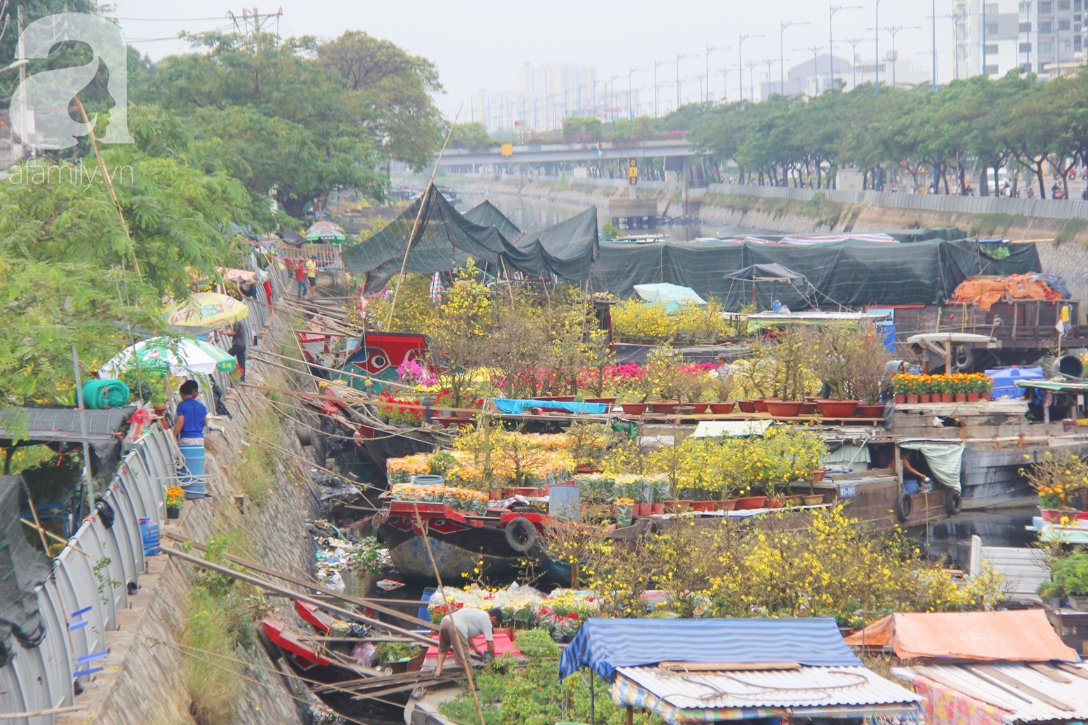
900;439;964;491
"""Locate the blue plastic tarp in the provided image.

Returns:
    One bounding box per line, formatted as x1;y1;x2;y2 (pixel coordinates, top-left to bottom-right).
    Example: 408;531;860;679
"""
559;618;861;683
491;399;609;415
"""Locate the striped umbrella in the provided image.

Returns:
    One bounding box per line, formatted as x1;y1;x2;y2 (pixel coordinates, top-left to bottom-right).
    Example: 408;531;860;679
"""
99;337;237;378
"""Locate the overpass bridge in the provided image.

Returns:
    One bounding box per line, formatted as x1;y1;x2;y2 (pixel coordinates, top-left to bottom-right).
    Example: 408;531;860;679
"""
436;138;708;167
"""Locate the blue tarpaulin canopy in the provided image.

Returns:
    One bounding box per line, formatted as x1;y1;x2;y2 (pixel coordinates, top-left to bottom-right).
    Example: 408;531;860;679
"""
559;618;861;683
491;399;609;415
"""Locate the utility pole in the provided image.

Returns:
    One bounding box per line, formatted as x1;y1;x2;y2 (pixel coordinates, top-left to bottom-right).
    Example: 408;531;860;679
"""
830;6;862;92
761;59;775;101
229;7;284;36
931;0;938;90
845;37;864;89
653;60;673;118
706;46;727;102
738;33;765;101
981;0;987;77
780;21;808;96
796;46;822;94
745;61;758;102
676;53;695;109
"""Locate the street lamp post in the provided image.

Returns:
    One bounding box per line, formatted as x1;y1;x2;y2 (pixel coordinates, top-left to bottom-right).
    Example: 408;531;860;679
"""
706;46;728;102
609;74;621;122
982;0;987;77
1020;0;1033;71
718;68;731;101
761;59;775;101
745;61;759;102
845;37;864;88
869;26;919;87
931;0;937;90
796;46;822;94
829;6;862;91
653;60;673;118
676;53;696;109
874;0;882;98
738;33;766;101
628;68;646;119
779;21;809;95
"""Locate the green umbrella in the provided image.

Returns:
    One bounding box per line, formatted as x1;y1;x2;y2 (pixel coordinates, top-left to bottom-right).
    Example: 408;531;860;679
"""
304;221;346;242
99;337;237;378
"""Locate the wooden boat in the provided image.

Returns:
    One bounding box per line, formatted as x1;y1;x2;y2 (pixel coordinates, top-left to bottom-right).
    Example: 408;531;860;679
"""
375;501;552;581
261;617;447;722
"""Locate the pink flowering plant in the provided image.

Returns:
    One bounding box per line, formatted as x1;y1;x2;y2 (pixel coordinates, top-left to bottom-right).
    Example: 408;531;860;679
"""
396;358;439;387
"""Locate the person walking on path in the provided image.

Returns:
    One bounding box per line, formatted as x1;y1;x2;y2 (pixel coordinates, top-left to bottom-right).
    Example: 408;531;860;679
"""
172;380;207;445
434;607;503;676
290;260;307;299
221;318;249;382
306;256;318;300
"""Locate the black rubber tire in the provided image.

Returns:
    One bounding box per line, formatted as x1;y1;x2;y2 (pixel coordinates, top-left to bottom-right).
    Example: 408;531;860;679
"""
945;489;962;516
504;517;538;553
895;491;914;523
295;425;312;447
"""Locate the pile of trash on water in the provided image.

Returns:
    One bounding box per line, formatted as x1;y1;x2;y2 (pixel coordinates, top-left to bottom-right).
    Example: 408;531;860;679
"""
306;519;390;592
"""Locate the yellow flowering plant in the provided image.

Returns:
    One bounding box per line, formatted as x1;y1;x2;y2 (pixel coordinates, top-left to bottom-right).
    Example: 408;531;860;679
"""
1021;450;1088;510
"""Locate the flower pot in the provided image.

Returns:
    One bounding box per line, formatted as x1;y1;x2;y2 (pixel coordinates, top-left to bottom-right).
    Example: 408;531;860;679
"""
166;507;181;520
651;503;665;515
709;402;735;414
765;399;803;417
856;404;885;418
812;468;827;482
982;391;991;400
753;399;769;413
687;403;710;414
918;394;932;403
905;394;919;404
802;494;825;506
489;489;503;501
940;393;954;403
692;500;716;512
764;497;786;509
648;401;679;414
798;402;819;415
815;399;859;418
717;499;737;512
1069;595;1088;612
637;503;653;516
1041;508;1080;523
894;394;906;404
575;464;602;474
619;402;647;415
737;400;758;413
584;397;617;405
954;393;967;402
733;496;767;510
966;392;979;402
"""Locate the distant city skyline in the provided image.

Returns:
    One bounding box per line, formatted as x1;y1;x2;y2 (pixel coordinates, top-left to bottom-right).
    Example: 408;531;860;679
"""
109;0;1085;122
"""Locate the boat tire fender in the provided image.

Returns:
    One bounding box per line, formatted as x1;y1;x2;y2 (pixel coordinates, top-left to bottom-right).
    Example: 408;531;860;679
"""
895;492;913;523
945;489;962;516
505;516;538;553
295;425;312;447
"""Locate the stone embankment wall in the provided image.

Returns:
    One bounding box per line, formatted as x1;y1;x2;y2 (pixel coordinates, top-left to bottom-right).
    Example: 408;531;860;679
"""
58;304;318;725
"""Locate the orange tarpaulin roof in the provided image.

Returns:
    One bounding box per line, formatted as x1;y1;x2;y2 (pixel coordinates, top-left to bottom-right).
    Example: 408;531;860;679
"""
844;610;1079;662
950;274;1060;312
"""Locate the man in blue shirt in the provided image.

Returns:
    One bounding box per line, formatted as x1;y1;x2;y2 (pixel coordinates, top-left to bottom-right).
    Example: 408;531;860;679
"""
173;380;207;445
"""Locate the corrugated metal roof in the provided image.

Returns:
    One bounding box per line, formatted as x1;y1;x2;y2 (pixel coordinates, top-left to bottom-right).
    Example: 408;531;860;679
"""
691;420;775;438
894;663;1088;723
0;406;133;445
559;618;861;683
615;665;921;714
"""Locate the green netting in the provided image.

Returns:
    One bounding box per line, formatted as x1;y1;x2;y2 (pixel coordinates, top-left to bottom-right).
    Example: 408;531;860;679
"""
343;186;509;292
502;206;600;281
463;200;523;241
0;476;51;666
589;239;1041;311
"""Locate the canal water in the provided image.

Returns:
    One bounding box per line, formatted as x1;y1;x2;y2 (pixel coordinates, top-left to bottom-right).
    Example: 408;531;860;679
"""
454;189;770;240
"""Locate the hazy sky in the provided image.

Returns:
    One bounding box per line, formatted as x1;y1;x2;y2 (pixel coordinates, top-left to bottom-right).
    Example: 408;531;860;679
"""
112;0;956;115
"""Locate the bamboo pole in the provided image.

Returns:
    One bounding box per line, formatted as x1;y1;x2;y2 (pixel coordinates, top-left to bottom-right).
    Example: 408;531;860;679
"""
386;105;463;328
161;546;437;648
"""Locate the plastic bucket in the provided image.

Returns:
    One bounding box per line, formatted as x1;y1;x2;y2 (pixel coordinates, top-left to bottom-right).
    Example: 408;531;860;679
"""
903;478;920;495
179;444;207;498
409;474;444;486
140;517;160;556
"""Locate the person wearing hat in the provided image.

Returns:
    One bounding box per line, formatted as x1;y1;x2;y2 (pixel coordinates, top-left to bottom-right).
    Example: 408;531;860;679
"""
434;606;503;676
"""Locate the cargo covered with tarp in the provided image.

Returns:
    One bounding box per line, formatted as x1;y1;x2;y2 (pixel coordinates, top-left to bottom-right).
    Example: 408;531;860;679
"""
590;238;1041;310
951;273;1065;312
500;206;600;282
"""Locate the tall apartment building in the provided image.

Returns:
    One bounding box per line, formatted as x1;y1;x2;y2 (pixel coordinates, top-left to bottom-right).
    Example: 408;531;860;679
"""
470;64;598;134
955;0;1085;78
